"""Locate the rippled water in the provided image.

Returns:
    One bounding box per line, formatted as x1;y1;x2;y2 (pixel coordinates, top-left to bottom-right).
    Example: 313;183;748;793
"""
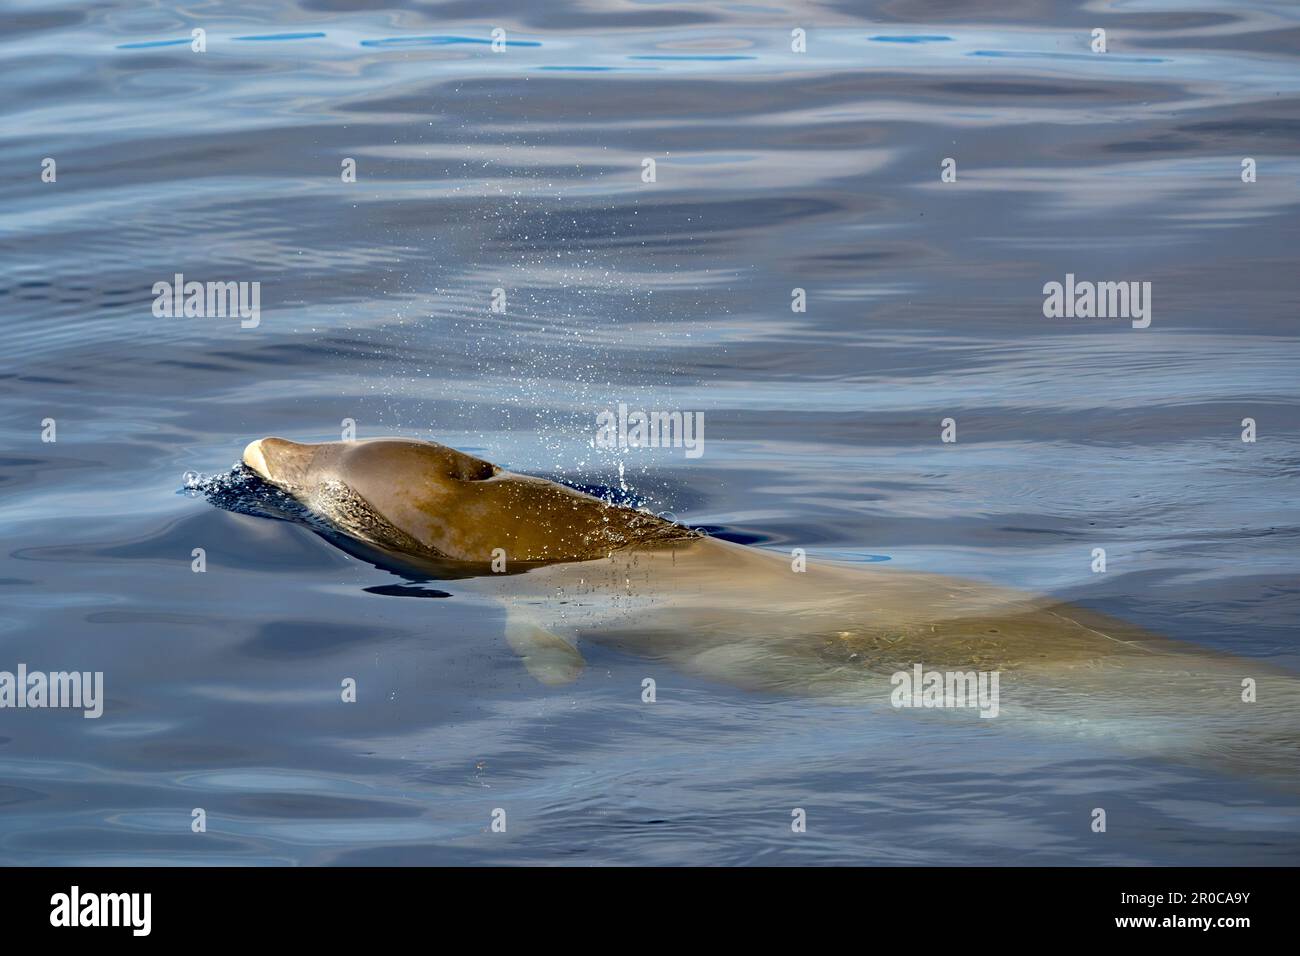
3;0;1298;865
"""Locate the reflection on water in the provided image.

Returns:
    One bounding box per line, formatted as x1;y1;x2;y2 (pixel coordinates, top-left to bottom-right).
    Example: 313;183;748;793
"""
1;0;1298;864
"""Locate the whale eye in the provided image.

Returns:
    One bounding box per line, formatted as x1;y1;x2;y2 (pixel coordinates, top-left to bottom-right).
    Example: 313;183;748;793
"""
436;445;499;482
353;439;499;483
452;458;498;482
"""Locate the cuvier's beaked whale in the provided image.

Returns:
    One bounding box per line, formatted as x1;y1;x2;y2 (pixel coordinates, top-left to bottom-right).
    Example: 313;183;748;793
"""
237;436;1299;785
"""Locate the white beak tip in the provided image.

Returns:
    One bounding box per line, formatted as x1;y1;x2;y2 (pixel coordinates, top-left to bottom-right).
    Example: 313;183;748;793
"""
242;439;269;478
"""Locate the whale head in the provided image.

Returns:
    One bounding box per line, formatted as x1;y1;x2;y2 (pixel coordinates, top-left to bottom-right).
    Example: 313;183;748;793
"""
243;437;496;491
240;436;511;562
242;437;317;491
239;435;694;565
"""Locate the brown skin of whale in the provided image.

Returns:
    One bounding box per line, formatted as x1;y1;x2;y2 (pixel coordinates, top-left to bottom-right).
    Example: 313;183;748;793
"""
241;436;1299;782
243;436;695;563
244;436;1269;681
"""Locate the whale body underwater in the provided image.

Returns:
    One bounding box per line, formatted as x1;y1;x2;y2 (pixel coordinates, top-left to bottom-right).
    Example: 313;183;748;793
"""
227;436;1298;785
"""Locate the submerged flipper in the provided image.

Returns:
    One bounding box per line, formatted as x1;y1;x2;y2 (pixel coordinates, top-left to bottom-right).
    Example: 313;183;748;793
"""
504;606;585;686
